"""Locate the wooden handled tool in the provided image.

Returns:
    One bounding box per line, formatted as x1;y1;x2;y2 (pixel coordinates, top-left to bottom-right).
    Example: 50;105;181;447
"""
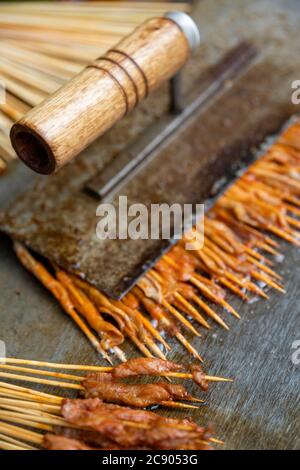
10;12;200;174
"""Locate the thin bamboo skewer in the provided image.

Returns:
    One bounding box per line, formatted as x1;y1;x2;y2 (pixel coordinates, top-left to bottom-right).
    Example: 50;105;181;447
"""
0;371;83;390
161;299;201;336
0;410;73;429
0;397;61;415
0;362;233;383
0;422;44;445
0;16;133;37
6;39;98;64
0;137;15;162
0;440;31;450
0;110;13;133
0;402;60;419
0;381;63;404
0;71;45;106
0;373;204;410
0;58;62;95
1;91;30;119
0;42;82;77
0;432;36;450
0;386;63;404
0;2;189;15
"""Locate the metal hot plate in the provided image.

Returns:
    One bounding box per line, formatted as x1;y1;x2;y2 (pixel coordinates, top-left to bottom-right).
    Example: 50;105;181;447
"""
0;0;299;450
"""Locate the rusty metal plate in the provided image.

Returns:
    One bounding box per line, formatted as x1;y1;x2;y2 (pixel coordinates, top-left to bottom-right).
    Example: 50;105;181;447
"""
0;0;300;450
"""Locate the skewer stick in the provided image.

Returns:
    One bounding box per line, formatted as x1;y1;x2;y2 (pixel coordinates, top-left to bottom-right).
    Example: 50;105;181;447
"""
162;299;201;337
191;275;241;319
0;359;233;382
0;381;63;403
0;432;36;450
0;387;62;405
174;293;210;329
0;373;213;410
0;422;44;445
0;371;83;390
1;357;112;371
0;362;233;383
0;397;61;414
0;409;71;428
192;294;229;330
0;440;31;451
133;309;171;351
0;412;53;432
175;332;204;363
159;401;200;410
0;403;60;420
0;364;85;381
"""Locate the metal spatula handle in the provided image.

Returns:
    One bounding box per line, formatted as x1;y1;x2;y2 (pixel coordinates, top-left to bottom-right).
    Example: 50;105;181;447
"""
10;12;200;175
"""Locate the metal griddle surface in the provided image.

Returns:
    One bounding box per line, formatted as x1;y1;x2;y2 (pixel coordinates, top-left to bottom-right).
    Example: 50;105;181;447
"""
0;0;299;450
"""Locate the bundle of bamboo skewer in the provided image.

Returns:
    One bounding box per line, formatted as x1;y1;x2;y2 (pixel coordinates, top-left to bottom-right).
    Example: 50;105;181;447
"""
0;356;227;450
13;118;300;363
0;1;190;174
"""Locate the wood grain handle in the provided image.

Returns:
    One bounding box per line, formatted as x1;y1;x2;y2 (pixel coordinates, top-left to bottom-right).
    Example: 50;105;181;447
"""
10;13;199;174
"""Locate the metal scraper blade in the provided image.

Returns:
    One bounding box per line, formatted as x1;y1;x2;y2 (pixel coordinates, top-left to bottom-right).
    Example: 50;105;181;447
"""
0;43;298;299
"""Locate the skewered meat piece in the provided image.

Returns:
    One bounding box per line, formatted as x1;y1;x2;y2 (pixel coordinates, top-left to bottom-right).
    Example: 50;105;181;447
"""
112;358;210;392
83;372;193;408
62;398;157;426
190;365;209;391
43;434;95;450
61;398;213;450
53;427;151;450
112;357;183;378
53;426;120;449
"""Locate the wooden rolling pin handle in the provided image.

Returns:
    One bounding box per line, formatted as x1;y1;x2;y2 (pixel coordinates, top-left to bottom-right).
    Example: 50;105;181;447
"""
10;12;200;175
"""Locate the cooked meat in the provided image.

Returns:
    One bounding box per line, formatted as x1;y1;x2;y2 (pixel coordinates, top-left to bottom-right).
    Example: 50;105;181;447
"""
83;373;192;407
138;275;163;304
43;434;94;450
141;297;179;336
61;398;214;450
53;425;118;449
190;365;209;391
141;422;212;450
112;357;183;378
62;398;157;426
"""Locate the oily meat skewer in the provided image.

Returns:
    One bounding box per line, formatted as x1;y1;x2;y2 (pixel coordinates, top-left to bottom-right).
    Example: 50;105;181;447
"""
83;373;195;408
111;357;210;391
56;270;124;351
81;357;212;407
1;356;231;389
111;357;183;378
43;434;96;451
59;398;213;450
43;434;147;450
